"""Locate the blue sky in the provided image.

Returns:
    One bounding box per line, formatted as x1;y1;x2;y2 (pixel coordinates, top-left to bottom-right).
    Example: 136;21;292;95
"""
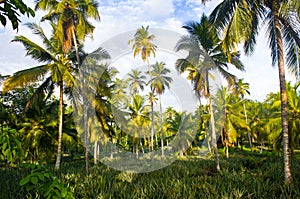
0;0;295;101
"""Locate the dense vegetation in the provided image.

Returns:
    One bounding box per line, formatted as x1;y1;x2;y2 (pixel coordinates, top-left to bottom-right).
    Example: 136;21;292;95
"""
1;151;300;198
0;0;300;198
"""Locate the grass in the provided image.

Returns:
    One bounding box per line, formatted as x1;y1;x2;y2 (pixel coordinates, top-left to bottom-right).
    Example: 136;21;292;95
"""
0;149;299;198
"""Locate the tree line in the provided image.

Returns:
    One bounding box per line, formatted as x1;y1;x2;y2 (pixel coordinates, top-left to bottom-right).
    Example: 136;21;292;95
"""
0;0;299;185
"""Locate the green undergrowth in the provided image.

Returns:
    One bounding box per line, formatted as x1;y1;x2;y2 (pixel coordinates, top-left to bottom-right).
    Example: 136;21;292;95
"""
1;150;299;198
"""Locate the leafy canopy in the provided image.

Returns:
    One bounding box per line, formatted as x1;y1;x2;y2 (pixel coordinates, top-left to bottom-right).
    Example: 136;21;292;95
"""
0;0;35;30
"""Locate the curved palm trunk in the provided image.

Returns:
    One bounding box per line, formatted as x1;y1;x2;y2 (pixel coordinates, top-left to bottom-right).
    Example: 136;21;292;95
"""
274;8;292;184
55;80;64;170
72;29;90;173
209;94;220;171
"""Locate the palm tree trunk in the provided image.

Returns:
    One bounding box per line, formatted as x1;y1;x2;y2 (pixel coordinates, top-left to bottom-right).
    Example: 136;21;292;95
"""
148;58;155;159
159;94;164;157
225;142;229;158
274;8;292;184
151;100;155;160
84;111;89;172
207;136;211;154
94;141;98;165
209;94;220;171
243;100;252;151
198;95;211;153
140;139;144;154
55;80;63;170
135;137;139;159
72;29;90;173
179;140;184;157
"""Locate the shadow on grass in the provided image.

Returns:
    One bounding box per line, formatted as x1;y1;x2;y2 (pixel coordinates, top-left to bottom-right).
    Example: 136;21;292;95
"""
1;149;299;198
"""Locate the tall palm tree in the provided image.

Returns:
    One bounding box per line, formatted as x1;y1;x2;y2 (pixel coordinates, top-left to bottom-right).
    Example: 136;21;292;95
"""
35;0;100;55
175;14;245;171
233;78;252;151
35;0;100;172
129;26;157;153
214;86;249;158
127;69;146;95
146;91;158;152
128;26;157;74
2;23;74;168
149;61;173;157
209;0;300;184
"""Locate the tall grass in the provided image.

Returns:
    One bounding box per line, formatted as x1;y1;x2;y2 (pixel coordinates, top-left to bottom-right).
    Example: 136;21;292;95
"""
1;150;299;198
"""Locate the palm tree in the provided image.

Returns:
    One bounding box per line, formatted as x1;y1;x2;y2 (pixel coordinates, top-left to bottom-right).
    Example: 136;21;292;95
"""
111;78;129;108
92;67;114;164
247;100;270;152
166;111;195;158
35;0;100;55
164;106;176;146
286;83;300;152
209;0;300;184
233;78;252;151
214;86;249;158
128;26;157;74
127;69;146;95
264;83;300;154
175;14;245;171
2;23;73;169
146;91;158;152
127;94;150;158
149;61;173;157
35;0;100;172
129;26;157;154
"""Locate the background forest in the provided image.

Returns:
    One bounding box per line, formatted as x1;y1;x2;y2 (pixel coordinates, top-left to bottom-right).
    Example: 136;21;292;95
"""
0;0;300;198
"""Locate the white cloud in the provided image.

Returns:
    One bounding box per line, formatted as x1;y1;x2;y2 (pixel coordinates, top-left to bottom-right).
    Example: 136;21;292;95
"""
142;0;174;20
0;0;295;101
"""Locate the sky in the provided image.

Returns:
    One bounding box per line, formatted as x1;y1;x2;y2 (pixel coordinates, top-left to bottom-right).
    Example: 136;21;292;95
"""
0;0;296;102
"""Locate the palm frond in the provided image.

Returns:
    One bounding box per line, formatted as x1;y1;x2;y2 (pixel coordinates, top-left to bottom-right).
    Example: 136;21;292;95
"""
24;76;54;113
12;36;56;63
88;47;111;61
243;5;261;55
282;25;299;77
25;22;54;51
35;0;59;12
3;65;49;92
264;11;278;67
209;0;241;33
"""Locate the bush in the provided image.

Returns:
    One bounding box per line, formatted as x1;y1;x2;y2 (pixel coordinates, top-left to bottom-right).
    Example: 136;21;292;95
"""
19;163;74;199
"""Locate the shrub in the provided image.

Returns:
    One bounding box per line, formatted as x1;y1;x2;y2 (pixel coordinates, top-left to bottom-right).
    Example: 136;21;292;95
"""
19;163;74;199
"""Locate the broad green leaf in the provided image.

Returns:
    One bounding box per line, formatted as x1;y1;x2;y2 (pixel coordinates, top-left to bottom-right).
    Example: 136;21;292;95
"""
20;176;30;186
2;142;7;150
38;174;45;181
0;15;6;26
31;176;38;185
